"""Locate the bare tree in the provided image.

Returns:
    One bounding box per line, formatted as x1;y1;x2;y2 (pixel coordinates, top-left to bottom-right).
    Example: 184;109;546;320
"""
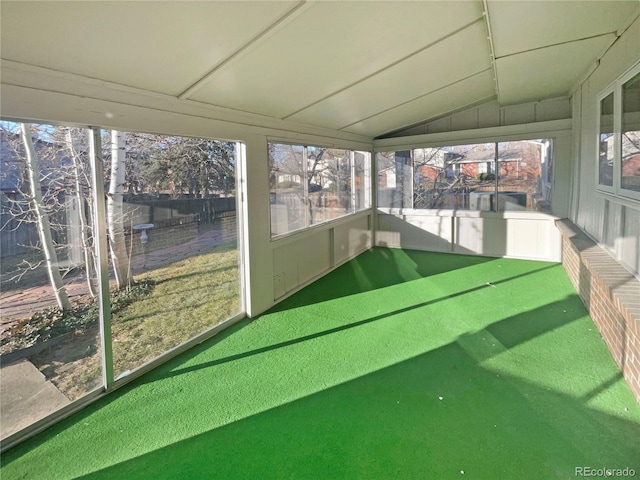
107;130;131;289
19;123;72;310
66;127;97;297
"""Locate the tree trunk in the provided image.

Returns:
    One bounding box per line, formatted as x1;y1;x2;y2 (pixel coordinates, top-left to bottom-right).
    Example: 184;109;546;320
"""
66;128;97;297
108;130;130;289
20;123;72;310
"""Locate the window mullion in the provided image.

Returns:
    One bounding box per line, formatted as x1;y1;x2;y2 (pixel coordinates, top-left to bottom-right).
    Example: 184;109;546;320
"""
89;127;114;390
303;146;310;228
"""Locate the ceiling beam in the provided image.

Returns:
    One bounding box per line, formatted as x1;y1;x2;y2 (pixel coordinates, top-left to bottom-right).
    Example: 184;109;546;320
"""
482;0;500;103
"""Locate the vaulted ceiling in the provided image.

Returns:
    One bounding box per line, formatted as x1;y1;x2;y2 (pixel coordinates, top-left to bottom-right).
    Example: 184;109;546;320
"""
1;1;638;138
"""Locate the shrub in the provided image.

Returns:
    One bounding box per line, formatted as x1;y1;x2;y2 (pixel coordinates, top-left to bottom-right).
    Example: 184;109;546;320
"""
0;278;155;355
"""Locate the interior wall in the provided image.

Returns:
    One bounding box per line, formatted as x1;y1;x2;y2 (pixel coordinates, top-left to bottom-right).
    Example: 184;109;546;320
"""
571;15;640;276
376;211;561;262
272;213;372;300
0;67;374;318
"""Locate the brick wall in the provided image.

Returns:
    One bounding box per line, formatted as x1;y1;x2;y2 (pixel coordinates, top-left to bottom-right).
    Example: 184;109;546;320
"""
556;219;640;404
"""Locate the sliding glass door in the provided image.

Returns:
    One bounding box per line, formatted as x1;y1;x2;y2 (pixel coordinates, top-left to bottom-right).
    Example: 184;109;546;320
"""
0;122;244;442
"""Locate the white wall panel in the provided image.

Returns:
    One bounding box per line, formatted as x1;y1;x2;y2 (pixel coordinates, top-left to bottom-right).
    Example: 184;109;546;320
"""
502;103;535;125
333;215;371;266
272;214;372;301
376;211;561;261
377;214;452;252
450;108;479;132
299;230;331;285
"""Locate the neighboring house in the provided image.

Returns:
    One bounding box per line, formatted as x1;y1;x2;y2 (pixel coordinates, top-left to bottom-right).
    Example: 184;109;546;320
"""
0;128;80;260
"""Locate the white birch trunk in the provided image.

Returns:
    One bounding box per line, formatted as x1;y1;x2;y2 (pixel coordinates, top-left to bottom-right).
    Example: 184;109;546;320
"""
20;123;72;310
66;128;97;297
108;131;130;289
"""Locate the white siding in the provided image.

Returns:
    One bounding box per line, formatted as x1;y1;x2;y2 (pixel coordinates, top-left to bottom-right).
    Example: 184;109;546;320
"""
571;15;640;276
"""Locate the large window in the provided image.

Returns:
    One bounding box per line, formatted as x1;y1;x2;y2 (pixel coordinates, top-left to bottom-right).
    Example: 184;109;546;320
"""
0;121;243;442
269;143;371;237
377;139;552;212
597;63;640;201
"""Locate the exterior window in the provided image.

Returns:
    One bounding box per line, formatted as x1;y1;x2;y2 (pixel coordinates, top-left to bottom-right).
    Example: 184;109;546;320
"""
268;143;371;237
621;71;640;193
599;92;615;187
377;139;552;212
0;121;243;441
596;62;640;202
269;144;306;236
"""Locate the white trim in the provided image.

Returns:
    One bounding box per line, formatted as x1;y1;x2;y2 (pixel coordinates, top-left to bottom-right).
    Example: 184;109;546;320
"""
0;62;372;145
595;190;640;211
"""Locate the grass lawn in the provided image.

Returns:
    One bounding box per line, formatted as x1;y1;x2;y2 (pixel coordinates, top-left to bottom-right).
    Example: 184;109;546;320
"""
31;242;240;399
111;242;240;377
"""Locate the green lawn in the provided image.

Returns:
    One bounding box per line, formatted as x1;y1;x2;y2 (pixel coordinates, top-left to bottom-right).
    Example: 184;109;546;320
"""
31;242;240;400
112;242;240;377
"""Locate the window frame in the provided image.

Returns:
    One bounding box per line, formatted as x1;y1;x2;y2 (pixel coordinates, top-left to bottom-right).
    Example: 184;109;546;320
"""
595;61;640;203
267;141;372;239
376;138;553;213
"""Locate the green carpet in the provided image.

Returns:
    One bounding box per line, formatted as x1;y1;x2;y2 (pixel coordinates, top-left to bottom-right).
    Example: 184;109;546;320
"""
2;248;639;479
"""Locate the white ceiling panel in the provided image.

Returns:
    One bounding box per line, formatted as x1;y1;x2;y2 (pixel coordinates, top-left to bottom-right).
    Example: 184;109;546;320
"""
188;1;484;117
345;70;496;137
496;34;615;105
0;1;300;96
487;0;638;58
1;1;636;138
288;20;492;130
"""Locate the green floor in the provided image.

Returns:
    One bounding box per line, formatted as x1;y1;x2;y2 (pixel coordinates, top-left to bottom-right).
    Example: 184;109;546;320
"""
2;248;639;479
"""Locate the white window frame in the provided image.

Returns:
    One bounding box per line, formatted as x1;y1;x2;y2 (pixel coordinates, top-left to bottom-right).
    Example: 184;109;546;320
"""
268;141;372;239
595;61;640;203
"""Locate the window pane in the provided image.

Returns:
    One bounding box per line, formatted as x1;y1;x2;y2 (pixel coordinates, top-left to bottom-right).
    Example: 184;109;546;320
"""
599;92;615;187
413;144;497;210
308;148;351;225
354;151;371;211
102;131;241;379
621;72;640;193
269;144;306;236
376;151;413;208
498;140;552;211
1;123;102;440
446;143;497;210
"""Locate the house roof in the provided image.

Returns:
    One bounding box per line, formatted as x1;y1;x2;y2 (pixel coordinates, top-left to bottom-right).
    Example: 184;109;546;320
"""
1;1;638;139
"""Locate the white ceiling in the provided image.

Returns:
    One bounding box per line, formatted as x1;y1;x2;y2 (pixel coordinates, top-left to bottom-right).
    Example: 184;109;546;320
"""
1;1;638;138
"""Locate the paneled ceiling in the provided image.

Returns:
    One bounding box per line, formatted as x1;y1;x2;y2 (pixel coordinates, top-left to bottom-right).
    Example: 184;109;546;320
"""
1;1;638;138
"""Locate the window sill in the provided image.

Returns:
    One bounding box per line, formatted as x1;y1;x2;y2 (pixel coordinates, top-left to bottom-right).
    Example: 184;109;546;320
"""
376;207;560;220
